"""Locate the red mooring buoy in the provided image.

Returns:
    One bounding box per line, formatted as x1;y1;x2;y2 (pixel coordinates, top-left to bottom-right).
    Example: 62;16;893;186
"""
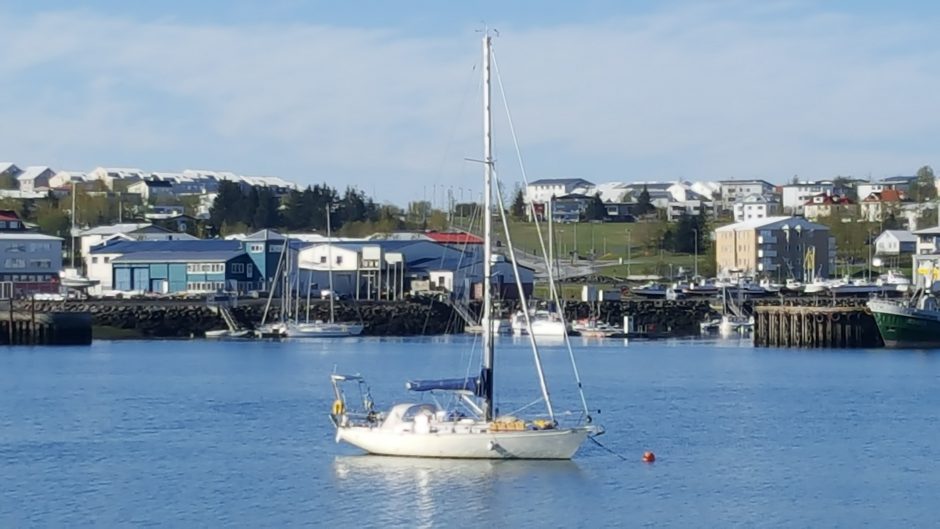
642;451;656;463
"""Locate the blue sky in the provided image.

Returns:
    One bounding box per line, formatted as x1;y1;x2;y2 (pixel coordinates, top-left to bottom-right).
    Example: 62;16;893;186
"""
3;1;940;205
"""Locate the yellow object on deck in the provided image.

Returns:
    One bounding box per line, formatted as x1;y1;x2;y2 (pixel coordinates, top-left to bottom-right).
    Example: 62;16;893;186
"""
491;417;526;432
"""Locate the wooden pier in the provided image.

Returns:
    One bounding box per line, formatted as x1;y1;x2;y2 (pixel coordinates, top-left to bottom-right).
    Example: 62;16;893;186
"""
753;301;883;348
1;302;93;345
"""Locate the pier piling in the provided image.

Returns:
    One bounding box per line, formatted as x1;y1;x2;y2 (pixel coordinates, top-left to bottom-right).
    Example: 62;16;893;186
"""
754;300;882;348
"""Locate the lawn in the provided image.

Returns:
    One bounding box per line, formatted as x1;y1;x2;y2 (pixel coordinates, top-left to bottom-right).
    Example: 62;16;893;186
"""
451;216;716;279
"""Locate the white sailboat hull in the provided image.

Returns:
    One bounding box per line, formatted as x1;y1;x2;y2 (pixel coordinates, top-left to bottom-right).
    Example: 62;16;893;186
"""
336;424;592;460
512;318;568;337
286;322;364;338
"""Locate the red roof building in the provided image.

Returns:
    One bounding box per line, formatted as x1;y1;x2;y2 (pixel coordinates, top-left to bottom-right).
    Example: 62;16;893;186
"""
860;189;906;222
0;210;25;231
424;230;484;245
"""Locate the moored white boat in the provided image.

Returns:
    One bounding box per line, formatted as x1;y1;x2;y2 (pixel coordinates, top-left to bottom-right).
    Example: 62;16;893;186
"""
571;319;619;338
803;278;831;294
329;34;599;460
285;321;363;338
718;314;753;336
511;310;569;336
205;329;254;339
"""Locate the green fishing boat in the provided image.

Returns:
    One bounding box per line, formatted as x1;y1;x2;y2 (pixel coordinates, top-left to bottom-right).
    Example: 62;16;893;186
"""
868;294;940;348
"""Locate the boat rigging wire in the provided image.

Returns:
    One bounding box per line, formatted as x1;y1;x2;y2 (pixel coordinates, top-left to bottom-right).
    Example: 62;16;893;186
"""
491;45;592;422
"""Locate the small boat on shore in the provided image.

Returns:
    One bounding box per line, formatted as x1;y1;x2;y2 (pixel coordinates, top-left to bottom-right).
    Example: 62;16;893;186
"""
205;329;254;339
571;319;620;338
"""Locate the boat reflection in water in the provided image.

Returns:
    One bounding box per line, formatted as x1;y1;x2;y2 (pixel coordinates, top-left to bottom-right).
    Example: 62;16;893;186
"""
332;455;582;526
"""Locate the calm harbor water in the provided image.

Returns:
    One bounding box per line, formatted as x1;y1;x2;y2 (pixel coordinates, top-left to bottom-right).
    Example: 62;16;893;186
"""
2;335;939;527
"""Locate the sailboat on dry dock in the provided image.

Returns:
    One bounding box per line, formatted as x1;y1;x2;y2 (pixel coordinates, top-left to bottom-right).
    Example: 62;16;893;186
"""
329;33;600;459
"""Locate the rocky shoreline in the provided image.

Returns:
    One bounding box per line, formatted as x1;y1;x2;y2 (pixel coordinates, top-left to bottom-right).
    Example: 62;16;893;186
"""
11;298;718;339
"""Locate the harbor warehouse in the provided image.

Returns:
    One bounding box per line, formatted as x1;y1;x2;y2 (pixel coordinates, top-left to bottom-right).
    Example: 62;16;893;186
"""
715;216;834;280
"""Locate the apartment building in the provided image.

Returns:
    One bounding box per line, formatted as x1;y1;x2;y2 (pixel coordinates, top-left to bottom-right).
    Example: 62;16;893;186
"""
715;216;833;280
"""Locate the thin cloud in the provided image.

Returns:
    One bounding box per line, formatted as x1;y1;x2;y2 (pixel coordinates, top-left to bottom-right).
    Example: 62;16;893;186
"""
1;4;939;203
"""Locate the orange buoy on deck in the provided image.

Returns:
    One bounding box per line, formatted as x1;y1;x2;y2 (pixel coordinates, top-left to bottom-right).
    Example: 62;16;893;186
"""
642;451;656;463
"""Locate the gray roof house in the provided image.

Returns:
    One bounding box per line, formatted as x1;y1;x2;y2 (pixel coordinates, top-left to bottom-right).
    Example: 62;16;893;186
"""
16;166;55;193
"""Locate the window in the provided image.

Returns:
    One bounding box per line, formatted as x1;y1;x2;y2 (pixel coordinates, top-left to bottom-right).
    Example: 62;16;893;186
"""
231;263;245;274
104;257;110;263
269;244;284;253
4;258;26;269
246;266;252;278
92;257;99;264
248;244;264;253
336;255;343;265
319;255;327;264
0;221;5;229
29;260;51;269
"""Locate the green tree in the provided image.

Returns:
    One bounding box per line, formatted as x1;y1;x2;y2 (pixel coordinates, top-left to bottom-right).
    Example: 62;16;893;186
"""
636;185;654;215
427;210;449;230
0;172;17;190
917;207;938;230
661;228;675;253
913;165;937;202
209;181;246;228
672;213;707;254
453;202;478;219
408;200;432;222
281;189;308;230
510;187;526;220
882;212;901;231
250;188;280;229
34;203;70;237
583;192;606;221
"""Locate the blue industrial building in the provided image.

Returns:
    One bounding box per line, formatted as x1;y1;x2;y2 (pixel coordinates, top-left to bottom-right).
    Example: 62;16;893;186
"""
89;236;282;295
111;249;259;293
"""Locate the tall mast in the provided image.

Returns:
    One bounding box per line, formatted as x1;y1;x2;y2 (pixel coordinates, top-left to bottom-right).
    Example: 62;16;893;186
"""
481;34;495;422
327;205;336;324
71;181;78;271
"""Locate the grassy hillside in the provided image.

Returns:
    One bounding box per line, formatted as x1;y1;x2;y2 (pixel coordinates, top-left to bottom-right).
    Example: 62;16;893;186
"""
455;217;716;278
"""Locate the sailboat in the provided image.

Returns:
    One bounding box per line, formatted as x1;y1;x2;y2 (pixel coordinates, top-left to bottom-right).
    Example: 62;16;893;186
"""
329;33;598;459
61;181;100;292
286;206;364;338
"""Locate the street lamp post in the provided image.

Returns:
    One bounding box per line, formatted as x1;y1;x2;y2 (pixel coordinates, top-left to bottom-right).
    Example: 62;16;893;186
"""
626;228;632;278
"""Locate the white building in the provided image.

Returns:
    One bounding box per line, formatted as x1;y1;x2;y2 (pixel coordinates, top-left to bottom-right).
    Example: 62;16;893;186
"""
874;230;916;256
690;181;720;201
77;223;196;262
733;194;781;222
781;182;835;214
127;179;175;201
48;170;89;190
860;189;904;222
913;226;940;255
0;163;21;182
666;200;705;221
0;232;63;292
525;178;594;205
88;167;145;190
16;166;55;193
718;179;775;211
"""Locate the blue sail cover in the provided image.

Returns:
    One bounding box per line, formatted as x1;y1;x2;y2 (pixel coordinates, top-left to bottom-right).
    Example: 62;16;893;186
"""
406;377;478;393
